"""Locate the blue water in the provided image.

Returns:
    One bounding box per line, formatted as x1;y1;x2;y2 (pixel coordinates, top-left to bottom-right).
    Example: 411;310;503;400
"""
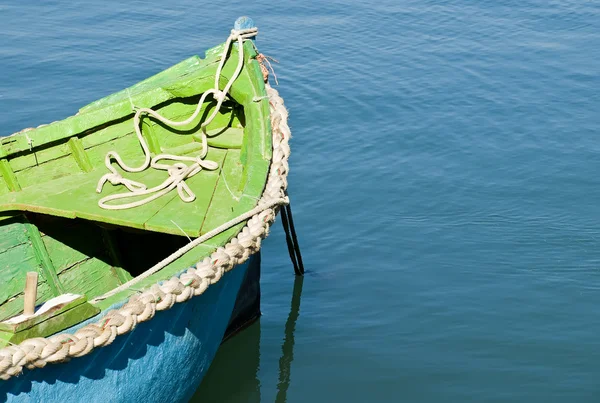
1;1;599;401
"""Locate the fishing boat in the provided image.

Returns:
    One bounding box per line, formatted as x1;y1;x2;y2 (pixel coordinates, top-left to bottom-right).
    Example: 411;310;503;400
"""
0;17;301;402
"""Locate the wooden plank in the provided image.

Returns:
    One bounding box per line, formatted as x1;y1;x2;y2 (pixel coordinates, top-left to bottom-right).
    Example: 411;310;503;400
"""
0;164;152;220
0;158;21;191
143;147;227;236
203;127;244;150
0;70;219;158
92;243;217;311
148;113;197;151
0;294;86;333
25;222;64;296
80;118;134;149
39;218;105;273
43;237;89;274
40;167;179;230
38;217;132;286
0;299;100;347
0;282;53;322
200;149;244;234
145;98;241;151
86;133;149;169
0;171;97;219
0;176;10;196
0;243;41;306
8;142;71;173
0;216;29;251
68;137;93;172
141;120;161;155
15;155;81;189
0;331;12;347
160;142;204;157
0;89;170;156
101;228;133;284
0;163;180;230
59;258;123;298
237;57;272;199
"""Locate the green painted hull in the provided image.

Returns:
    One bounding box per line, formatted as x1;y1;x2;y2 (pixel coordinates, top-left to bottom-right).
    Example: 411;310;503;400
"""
0;37;271;349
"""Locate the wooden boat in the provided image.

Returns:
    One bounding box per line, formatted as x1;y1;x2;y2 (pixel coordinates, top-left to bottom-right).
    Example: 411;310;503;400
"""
0;17;294;401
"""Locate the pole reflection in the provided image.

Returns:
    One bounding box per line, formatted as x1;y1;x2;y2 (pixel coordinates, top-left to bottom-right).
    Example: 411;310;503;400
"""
275;275;304;403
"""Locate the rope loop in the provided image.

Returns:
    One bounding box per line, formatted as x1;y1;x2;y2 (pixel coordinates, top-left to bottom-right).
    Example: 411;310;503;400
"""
96;27;257;210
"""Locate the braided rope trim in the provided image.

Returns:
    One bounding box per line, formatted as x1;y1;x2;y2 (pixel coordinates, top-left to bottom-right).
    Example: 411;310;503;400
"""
0;84;290;381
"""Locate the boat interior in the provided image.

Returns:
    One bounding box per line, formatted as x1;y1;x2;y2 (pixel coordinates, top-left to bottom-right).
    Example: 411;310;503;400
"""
0;97;248;322
0;42;270;334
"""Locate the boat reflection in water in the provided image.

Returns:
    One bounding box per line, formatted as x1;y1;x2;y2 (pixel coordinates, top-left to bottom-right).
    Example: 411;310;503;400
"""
194;276;304;402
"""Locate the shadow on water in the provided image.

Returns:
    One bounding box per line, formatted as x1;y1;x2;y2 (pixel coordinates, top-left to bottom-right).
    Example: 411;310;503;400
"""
194;275;304;403
192;319;262;403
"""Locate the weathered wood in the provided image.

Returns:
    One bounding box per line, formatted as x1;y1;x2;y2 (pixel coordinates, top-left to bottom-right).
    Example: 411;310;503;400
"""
143;147;227;236
0;216;29;251
141;120;162;155
0;282;53;322
38;216;132;286
59;258;122;297
101;228;133;284
41;228;93;274
85;131;149;168
23;272;38;316
0;242;40;306
15;155;81;189
204;127;244;149
0;68;220;159
0;294;87;333
0;295;100;348
0;177;10;196
0;158;21;191
9;143;71;173
159;142;204;157
80;118;134;149
25;222;64;296
68;137;94;173
201;149;244;234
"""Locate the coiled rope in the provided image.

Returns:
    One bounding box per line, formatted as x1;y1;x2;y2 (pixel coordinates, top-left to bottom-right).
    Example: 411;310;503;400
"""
0;83;290;381
96;27;258;210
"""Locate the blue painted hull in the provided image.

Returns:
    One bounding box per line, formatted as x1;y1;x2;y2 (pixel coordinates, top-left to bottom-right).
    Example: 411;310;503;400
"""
1;255;258;403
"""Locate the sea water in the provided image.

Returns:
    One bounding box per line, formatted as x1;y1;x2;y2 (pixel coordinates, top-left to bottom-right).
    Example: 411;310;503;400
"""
1;1;598;401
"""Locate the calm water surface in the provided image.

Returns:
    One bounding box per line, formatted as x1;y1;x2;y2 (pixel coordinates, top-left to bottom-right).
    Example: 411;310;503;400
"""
1;1;599;401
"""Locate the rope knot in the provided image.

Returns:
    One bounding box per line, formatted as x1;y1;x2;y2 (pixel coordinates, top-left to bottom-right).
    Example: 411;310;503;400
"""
230;29;241;40
214;90;226;103
96;172;147;194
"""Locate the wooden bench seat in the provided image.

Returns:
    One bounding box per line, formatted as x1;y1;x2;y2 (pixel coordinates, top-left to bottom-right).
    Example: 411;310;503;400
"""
0;145;247;238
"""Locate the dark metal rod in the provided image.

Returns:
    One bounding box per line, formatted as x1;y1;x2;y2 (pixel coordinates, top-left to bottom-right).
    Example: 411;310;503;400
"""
284;202;305;274
280;200;304;276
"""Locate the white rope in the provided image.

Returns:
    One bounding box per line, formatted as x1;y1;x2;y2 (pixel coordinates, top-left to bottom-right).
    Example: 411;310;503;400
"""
96;28;258;210
0;82;291;381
